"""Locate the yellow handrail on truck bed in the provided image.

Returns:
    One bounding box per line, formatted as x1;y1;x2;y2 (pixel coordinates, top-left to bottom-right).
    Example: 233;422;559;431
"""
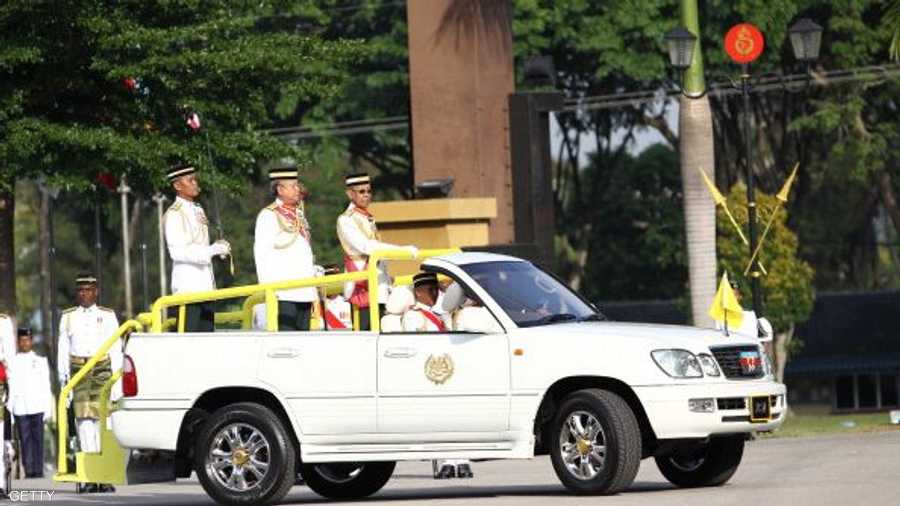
53;247;459;485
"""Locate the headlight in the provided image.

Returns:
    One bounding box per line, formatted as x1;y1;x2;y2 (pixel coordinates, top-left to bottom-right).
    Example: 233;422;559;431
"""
651;349;703;378
697;354;721;377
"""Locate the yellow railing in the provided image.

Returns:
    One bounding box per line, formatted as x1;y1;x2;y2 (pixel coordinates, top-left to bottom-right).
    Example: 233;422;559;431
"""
56;319;143;477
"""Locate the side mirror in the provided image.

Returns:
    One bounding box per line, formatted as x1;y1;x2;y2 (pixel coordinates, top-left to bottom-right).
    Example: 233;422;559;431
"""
757;317;774;343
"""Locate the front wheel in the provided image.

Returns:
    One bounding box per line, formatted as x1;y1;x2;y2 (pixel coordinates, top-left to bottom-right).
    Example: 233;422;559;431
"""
301;461;395;500
194;403;296;506
654;434;745;488
549;389;642;495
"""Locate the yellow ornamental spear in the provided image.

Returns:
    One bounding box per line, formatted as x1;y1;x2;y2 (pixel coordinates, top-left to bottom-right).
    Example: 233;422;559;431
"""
744;162;800;275
697;166;767;275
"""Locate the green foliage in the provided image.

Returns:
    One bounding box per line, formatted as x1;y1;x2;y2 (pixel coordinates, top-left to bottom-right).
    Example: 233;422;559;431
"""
717;184;814;331
0;1;364;192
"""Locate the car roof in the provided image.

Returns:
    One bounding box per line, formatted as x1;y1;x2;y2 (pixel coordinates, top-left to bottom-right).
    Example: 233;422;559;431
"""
425;251;528;267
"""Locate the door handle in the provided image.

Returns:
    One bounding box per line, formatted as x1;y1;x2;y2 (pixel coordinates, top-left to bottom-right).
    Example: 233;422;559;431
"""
384;347;417;359
267;347;301;358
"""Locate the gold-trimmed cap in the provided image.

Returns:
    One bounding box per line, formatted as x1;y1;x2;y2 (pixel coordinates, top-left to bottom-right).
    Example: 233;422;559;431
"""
166;162;196;183
345;172;371;187
269;169;298;181
75;273;98;286
413;272;438;288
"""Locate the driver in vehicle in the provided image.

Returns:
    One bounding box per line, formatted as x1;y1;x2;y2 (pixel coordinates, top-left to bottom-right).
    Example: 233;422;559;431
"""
401;273;448;332
440;282;501;334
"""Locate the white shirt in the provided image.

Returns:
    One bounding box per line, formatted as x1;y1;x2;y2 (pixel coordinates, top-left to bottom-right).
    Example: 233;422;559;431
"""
402;302;448;332
57;305;122;383
164;195;215;294
0;314;15;368
254;199;317;302
8;351;52;419
336;203;400;303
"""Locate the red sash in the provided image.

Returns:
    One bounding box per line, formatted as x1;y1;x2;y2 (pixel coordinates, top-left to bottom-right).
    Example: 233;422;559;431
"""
274;204;309;239
324;308;346;329
344;255;370;308
0;363;5;382
419;309;447;332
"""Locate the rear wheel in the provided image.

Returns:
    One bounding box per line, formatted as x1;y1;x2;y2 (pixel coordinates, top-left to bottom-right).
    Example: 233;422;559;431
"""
549;389;641;495
194;403;296;506
655;434;744;487
301;461;395;500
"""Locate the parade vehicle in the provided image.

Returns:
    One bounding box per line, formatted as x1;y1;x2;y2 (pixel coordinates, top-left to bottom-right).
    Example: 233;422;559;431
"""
54;249;785;505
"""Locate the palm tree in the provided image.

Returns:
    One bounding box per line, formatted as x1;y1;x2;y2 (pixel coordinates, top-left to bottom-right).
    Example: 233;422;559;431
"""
888;0;900;60
678;0;717;327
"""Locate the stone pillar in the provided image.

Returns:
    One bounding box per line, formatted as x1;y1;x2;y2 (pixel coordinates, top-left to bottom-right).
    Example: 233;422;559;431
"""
406;0;515;244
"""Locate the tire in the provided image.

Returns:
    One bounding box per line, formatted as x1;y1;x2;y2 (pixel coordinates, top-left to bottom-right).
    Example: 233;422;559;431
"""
655;434;744;488
549;389;642;495
301;461;395;500
194;403;296;506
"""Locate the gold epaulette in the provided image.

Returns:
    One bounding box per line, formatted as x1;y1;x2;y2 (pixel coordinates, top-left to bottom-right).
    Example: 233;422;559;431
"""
98;306;116;313
61;307;77;315
167;201;183;213
0;312;8;320
341;207;356;217
265;202;278;211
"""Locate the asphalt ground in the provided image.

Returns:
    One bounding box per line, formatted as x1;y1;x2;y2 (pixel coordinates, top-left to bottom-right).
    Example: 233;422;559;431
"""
13;430;900;506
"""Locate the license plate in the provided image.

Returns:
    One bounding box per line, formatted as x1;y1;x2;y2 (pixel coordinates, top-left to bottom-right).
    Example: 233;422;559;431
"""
749;395;771;423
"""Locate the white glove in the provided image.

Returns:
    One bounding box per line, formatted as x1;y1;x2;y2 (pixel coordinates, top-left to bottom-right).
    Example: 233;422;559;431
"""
59;375;69;388
314;265;326;277
209;240;231;257
404;245;419;258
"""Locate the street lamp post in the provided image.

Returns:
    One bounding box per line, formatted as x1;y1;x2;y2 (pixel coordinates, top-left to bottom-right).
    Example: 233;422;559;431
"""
665;19;822;316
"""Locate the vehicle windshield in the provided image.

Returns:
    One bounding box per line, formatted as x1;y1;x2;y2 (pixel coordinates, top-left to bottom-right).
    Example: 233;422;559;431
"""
461;261;604;327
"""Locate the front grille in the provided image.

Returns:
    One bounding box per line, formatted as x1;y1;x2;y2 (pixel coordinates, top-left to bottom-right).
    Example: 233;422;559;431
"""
710;345;765;379
717;397;746;410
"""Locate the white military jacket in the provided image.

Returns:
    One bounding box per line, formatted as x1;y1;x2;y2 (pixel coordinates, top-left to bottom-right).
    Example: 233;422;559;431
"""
57;305;122;382
0;313;15;370
164;195;215;294
402;302;449;332
336;203;399;303
254;199;317;303
8;350;52;419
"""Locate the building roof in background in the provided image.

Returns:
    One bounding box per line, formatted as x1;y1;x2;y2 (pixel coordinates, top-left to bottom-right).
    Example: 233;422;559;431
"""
793;290;900;357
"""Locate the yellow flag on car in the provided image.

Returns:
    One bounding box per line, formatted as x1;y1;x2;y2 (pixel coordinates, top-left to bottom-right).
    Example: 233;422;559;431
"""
708;272;744;330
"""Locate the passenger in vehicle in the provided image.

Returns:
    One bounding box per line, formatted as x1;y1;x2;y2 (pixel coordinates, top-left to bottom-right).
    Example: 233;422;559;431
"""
402;273;447;332
441;282;502;334
381;287;414;332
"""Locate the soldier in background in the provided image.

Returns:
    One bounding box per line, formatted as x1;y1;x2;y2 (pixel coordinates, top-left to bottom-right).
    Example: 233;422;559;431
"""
164;162;230;332
336;172;416;330
0;312;15;497
402;273;448;332
57;274;121;493
254;166;318;331
8;328;52;479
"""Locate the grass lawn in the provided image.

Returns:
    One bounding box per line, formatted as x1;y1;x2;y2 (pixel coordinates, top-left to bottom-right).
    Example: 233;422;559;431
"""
762;406;900;438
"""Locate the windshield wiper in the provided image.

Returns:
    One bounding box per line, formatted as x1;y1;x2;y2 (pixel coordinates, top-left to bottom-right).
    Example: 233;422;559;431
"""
521;313;578;327
579;313;608;322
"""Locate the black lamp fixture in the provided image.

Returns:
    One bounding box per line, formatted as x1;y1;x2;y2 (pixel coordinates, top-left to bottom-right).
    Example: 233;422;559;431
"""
415;178;454;199
788;18;823;62
664;27;697;70
522;55;557;87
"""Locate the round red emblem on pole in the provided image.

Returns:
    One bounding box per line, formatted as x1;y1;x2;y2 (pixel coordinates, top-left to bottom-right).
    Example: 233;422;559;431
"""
724;23;765;64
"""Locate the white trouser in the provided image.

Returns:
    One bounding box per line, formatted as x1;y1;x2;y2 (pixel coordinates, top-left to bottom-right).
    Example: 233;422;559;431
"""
77;419;101;453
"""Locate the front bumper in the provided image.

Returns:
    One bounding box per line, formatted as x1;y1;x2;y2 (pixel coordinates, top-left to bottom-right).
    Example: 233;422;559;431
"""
633;380;786;439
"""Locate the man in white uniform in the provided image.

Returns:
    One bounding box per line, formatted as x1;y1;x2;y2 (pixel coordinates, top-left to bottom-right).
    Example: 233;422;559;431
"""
0;312;16;496
9;328;52;478
57;274;121;493
402;273;448;332
254;166;318;331
164;162;231;332
336;172;416;330
441;282;502;334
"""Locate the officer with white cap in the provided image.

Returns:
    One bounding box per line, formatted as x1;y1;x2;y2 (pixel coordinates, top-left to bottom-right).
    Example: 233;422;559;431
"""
163;162;230;331
336;172;416;330
254;165;319;330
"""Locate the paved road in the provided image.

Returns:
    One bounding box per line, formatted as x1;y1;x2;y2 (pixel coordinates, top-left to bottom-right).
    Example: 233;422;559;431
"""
16;430;900;506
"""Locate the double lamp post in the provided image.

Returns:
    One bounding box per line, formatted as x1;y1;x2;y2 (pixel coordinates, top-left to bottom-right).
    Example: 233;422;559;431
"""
664;18;823;315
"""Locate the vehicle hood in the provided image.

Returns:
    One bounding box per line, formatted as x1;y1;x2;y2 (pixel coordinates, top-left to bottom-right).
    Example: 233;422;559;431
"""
521;321;759;352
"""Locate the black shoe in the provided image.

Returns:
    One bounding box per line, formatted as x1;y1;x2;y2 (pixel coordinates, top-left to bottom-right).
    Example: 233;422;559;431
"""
295;473;305;485
457;463;474;478
85;483;99;493
99;484;116;493
434;463;455;479
0;489;7;499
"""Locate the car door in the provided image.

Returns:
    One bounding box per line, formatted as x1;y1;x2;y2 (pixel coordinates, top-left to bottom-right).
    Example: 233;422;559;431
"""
377;329;510;435
258;330;376;435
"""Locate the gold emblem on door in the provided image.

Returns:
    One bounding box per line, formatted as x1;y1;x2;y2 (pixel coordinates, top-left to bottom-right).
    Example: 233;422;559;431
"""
424;354;454;385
